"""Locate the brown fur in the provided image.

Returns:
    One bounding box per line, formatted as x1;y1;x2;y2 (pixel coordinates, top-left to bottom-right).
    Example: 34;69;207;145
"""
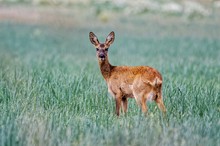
89;31;166;116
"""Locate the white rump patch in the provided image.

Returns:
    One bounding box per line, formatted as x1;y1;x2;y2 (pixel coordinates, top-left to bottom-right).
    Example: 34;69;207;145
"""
129;85;133;90
147;92;154;101
153;77;162;86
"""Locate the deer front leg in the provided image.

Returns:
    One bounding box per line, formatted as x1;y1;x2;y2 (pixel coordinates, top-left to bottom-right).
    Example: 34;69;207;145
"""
115;97;122;116
108;87;122;116
122;96;128;114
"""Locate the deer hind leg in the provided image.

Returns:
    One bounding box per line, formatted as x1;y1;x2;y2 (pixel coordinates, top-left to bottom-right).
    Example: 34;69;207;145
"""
155;93;166;115
141;97;148;115
122;96;128;114
133;92;148;115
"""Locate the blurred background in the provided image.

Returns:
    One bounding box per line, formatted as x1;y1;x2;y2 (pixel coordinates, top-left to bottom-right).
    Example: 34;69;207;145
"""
0;0;219;69
0;0;219;32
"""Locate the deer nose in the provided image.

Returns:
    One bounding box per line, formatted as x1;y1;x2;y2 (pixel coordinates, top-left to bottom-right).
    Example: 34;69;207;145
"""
99;54;105;58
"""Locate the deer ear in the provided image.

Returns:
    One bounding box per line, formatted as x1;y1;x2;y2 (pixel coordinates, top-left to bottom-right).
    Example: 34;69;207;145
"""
105;31;115;45
89;32;99;46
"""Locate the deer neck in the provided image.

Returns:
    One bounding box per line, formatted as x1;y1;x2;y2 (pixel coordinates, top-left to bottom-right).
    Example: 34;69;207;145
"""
98;57;112;81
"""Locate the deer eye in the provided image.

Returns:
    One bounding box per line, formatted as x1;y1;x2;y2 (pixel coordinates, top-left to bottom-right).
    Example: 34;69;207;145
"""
96;48;99;51
105;48;108;51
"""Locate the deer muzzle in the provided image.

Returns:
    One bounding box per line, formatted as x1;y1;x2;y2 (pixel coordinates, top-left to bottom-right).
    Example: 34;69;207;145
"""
99;53;105;60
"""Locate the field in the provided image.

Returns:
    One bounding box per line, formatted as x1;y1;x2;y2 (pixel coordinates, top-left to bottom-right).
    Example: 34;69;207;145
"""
0;4;220;146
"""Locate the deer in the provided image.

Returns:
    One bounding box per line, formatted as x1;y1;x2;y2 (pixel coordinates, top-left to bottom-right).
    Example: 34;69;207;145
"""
89;31;166;116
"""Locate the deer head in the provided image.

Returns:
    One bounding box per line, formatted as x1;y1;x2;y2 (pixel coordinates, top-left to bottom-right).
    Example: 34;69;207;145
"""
89;31;115;61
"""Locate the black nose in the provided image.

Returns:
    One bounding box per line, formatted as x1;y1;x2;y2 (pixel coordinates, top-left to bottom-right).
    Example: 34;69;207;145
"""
99;54;105;58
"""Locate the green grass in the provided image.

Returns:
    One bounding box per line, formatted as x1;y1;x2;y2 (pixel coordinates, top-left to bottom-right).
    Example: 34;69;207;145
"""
0;14;220;146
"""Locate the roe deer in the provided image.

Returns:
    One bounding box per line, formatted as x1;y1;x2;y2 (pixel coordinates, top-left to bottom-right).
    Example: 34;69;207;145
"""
89;31;166;116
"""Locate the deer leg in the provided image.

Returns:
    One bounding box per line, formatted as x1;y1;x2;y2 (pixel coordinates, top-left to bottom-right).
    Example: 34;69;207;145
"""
115;97;122;116
122;96;128;114
141;97;148;115
134;92;148;115
155;94;166;115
